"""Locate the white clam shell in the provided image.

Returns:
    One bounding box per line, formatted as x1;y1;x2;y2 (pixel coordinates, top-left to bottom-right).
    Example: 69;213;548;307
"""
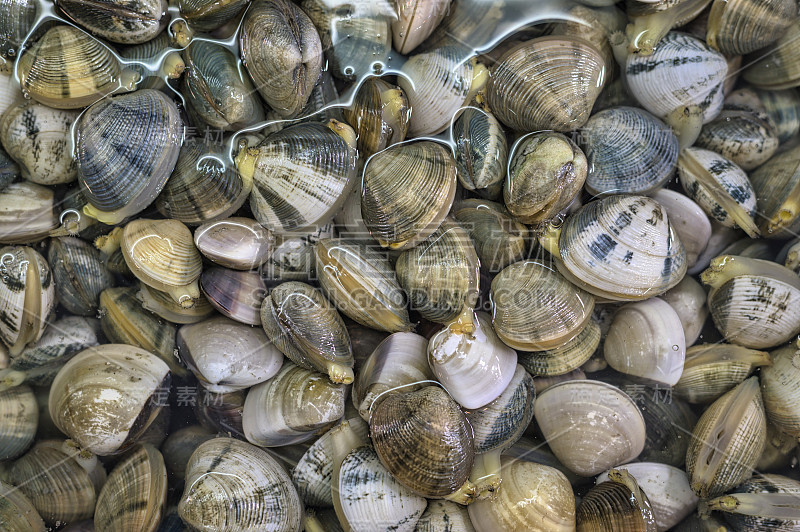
193;217;274;270
650;188;711;269
660;275;708;346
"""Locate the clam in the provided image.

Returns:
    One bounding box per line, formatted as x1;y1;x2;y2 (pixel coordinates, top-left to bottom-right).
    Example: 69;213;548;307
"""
362;140;457;250
121;218;202;308
417;501;475;532
650;189;711;271
0;384;36;460
392;0;449;54
428;311;517;409
452;199;530;272
490;260;595;351
237;120;357;235
161;425;215;480
0;101;78;185
0;245;55;356
0;479;45;532
660;275;709;346
76;90;183;225
754;87;800;143
0;0;36;61
182;41;265;131
118;32;183;91
342;77;410;158
56;0;167;44
624;0;712;56
519;320;601;377
240;0;323;118
761;343;800;438
688;220;741;276
48;236;114;316
580;106;678;196
48;344;170;456
370;385;476;502
315;238;411;333
262;223;336;281
675;343;770;404
743;20;800;89
577;469;657;531
504;131;587;226
179;0;248;32
0;182;58;244
701;255;800;349
487;36;606;132
177;316;284;393
0;145;18;191
748;144;800;238
194;387;246;440
686;376;766;498
451;107;508;200
261;281;353;384
534;380;645;477
194;217;274;270
468;460;575;532
703;474;800;531
397;47;488;137
136;282;214;325
15;25;137;108
243;361;346;446
200;267;267;325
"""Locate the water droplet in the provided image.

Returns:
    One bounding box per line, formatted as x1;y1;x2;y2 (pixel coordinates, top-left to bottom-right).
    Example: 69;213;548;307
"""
672;344;679;351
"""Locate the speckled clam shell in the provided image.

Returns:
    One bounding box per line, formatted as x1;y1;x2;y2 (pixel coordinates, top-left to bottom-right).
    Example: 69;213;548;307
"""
77;90;183;225
580;106;679;196
398;47;487;137
122;218;202;308
491;260;595;352
48;236;113;316
534;380;646;477
179;0;248;31
518;319;601;377
182;41;265;131
0;101;78;185
194;217;274;270
242;361;347;447
200;267;266;325
0;182;57;244
343;77;409;158
156;140;251;226
240;0;323;118
695;108;779;171
674;343;770;404
261;281;354;384
240;121;357;235
179;438;303;532
48;344;170;456
136;282;214;325
760;344;800;438
577;470;657;531
452;108;508;200
0;0;36;59
755;87;800;143
0;246;55;356
370;385;475;499
0;145;19;191
315;238;411;333
0;384;36;460
706;474;800;531
744;21;800;89
468;460;575;532
416;501;475;532
749;144;800;238
362;140;457;250
16;25;135;109
487;36;606;132
452;199;530;273
392;0;449;54
686;377;766;498
0;479;45;531
58;0;167;44
650;189;711;271
557;195;687;301
177;316;284;393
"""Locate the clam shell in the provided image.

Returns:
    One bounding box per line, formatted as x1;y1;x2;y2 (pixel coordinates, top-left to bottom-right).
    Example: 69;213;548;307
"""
761;344;800;438
118;32;180;91
674;343;770;404
57;0;167;44
0;0;36;60
0;479;45;532
392;0;449;54
342;77;409;158
748;144;800;238
706;474;800;531
136;282;214;325
0;144;19;192
695;104;779;171
519;319;601;377
161;425;215;480
534;380;646;476
487;36;606;132
361;140;457;250
743;21;800;89
451;107;508;200
758;422;798;472
193;386;245;440
200;267;266;325
179;0;248;31
77;90;183;225
178;438;303;531
194;217;274;270
416;500;475;532
706;0;797;55
48;344;170;456
755;87;800;143
48;236;114;316
452;199;530;273
649;189;711;270
577;469;657;531
262;223;336;281
0;384;36;460
0;182;57;244
660;275;709;346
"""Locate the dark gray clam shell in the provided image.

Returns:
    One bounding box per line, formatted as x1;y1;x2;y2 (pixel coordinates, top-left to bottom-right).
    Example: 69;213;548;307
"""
48;236;114;316
56;0;168;44
76;89;183;225
200;266;267;325
179;0;248;32
452;107;508;200
0;145;19;192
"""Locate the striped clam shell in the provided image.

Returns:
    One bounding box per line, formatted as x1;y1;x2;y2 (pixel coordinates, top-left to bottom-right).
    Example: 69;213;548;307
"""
748;143;800;238
56;0;168;44
451;107;508;200
707;0;798;56
77;89;183;225
557;195;687;301
490;260;595;352
674;343;770;404
580;106;679;196
452;199;530;273
757;344;800;437
0;384;37;460
200;267;266;325
315;238;411;333
0;182;58;244
397;47;488;137
392;0;450;54
755;87;800;143
95;444;166;532
487;36;606;132
178;438;303;531
0;480;45;532
240;0;323;118
194;217;274;271
416;501;475;532
625;32;726;126
137;282;214;325
710;474;800;531
577;470;657;531
48;236;113;316
0;101;79;185
0;145;19;192
695;106;779;171
16;25;136;109
182;41;265;131
518;319;601;377
179;0;248;32
0;0;36;59
156;139;252;225
342;77;410;159
362;140;457;250
743;20;800;89
240;121;357;235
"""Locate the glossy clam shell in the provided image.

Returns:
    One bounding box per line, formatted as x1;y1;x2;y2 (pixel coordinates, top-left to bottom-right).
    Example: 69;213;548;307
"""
711;474;800;531
0;384;37;460
48;344;170;456
695;108;779;171
487;36;606;132
262;223;336;281
491;260;595;351
370;385;474;498
0;182;58;244
674;343;770;404
362;140;457;250
240;0;323;118
749;144;800;238
416;500;475;532
179;438;303;532
452;199;529;272
577;470;657;531
118;32;178;91
534;380;646;476
707;0;797;55
581;106;679;196
343;77;409;159
136;282;214;325
193;387;246;440
761;344;800;438
0;479;45;532
755;87;800;143
194;217;274;270
650;189;711;271
179;0;248;31
77;90;183;224
200;267;266;325
452;108;507;200
48;236;113;316
0;0;36;59
518;319;601;377
392;0;449;54
57;0;167;44
16;25;134;109
743;21;800;89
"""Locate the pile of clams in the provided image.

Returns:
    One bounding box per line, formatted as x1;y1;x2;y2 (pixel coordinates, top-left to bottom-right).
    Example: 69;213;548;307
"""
3;0;800;530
